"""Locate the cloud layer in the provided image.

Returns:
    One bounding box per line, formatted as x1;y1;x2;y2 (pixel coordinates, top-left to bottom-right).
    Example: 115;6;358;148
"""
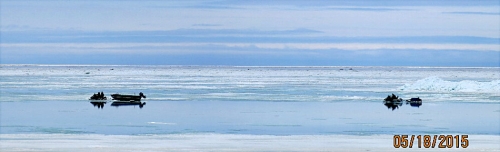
1;1;499;66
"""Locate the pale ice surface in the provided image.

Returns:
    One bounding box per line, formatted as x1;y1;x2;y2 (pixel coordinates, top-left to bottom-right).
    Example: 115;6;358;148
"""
3;100;498;135
1;65;499;151
1;65;499;103
1;134;499;152
400;76;500;92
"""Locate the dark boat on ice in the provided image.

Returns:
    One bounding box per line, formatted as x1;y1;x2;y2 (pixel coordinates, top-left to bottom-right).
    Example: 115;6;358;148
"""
382;94;423;110
406;97;422;108
89;92;107;109
111;92;146;101
405;97;422;102
89;92;107;101
384;94;403;102
383;94;403;110
110;92;147;108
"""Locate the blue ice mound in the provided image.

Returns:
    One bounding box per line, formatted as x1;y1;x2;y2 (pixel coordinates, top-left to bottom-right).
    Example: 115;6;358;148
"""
399;76;500;92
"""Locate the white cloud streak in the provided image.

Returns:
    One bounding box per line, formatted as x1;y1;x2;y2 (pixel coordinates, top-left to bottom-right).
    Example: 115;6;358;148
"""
2;2;499;37
2;43;499;52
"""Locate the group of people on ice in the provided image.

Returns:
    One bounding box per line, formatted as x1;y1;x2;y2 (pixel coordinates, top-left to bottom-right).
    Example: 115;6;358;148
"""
90;92;106;100
384;93;402;102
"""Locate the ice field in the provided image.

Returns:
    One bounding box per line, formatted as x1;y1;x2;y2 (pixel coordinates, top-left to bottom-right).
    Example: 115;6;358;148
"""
1;65;499;103
1;134;499;151
1;65;499;151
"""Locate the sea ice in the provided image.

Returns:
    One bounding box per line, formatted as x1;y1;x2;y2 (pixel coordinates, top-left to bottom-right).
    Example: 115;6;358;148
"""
1;133;498;152
399;76;500;93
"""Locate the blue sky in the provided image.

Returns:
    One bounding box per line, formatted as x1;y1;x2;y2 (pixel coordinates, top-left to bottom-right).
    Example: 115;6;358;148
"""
1;0;499;66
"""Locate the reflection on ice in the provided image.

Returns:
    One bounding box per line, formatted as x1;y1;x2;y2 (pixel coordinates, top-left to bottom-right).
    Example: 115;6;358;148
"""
383;100;403;110
110;101;146;108
383;100;423;110
90;101;106;109
407;100;422;107
90;101;146;109
383;95;423;110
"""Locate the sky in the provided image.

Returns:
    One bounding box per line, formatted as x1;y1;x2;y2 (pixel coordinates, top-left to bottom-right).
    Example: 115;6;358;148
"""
1;0;499;66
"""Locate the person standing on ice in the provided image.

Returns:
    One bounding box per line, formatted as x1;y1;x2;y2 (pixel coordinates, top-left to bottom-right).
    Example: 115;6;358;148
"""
139;92;146;98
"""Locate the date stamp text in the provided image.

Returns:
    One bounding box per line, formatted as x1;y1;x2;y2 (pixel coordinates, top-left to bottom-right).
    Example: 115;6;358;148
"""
393;135;469;148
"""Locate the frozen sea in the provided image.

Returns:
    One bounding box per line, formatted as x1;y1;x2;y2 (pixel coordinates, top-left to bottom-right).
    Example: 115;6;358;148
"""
1;65;499;151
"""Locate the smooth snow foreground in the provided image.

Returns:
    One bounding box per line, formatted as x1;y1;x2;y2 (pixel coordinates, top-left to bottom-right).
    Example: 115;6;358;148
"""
1;134;499;151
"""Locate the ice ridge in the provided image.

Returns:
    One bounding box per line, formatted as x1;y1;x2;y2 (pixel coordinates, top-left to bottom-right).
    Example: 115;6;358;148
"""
399;76;500;92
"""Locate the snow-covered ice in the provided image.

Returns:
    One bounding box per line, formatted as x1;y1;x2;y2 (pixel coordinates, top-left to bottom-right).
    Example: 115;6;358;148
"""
1;134;499;152
399;76;500;92
1;65;499;151
1;65;498;102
